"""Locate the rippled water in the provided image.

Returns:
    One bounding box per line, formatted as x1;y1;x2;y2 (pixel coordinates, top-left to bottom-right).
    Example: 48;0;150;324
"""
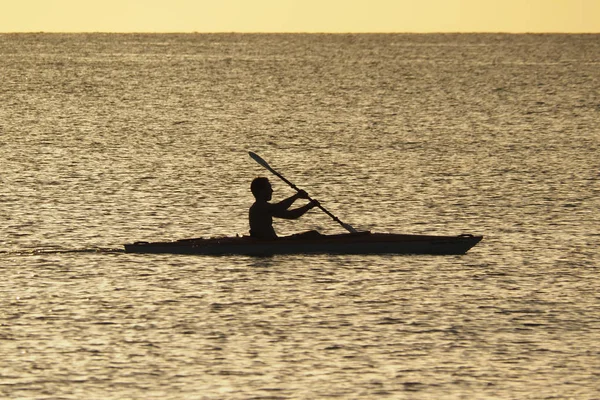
1;33;599;399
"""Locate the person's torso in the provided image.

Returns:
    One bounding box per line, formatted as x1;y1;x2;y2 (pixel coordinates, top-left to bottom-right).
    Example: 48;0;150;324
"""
249;201;277;239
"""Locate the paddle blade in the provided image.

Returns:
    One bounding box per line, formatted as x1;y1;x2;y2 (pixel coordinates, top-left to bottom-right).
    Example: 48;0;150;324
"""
342;222;359;234
249;151;271;170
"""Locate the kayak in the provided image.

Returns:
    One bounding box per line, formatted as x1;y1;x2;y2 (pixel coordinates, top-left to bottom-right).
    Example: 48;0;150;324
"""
123;232;482;256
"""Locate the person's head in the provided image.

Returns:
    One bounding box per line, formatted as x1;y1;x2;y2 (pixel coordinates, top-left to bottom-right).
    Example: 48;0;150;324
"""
251;177;273;201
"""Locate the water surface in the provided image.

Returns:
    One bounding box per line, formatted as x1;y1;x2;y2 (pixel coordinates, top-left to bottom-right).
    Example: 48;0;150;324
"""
1;33;599;399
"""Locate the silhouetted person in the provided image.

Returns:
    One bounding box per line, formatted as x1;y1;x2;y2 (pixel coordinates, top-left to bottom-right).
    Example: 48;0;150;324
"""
249;177;319;240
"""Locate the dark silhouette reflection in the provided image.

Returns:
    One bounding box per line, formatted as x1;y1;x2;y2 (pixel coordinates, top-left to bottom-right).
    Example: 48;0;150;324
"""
249;177;320;240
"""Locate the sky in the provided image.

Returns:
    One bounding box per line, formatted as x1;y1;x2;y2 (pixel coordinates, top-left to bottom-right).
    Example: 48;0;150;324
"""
1;0;599;33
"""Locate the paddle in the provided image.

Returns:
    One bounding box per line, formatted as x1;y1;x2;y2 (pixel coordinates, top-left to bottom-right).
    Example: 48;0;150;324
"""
249;151;358;234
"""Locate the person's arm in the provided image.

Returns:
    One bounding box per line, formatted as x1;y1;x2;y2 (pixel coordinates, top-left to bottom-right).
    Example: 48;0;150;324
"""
272;199;319;220
271;192;302;214
271;189;310;214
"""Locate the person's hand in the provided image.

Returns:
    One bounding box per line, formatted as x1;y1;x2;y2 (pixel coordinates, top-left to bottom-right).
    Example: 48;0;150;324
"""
297;189;310;199
310;199;320;209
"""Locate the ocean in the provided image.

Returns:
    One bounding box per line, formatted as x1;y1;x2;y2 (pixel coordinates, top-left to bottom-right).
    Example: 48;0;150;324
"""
0;33;598;399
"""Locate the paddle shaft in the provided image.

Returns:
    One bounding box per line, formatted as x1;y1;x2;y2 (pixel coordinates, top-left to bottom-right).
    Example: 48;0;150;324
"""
249;152;357;233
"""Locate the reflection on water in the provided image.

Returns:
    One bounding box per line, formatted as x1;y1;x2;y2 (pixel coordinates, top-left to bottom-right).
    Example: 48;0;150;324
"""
0;33;599;399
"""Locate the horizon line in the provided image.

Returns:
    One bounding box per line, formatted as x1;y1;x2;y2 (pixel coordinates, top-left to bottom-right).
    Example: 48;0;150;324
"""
2;31;599;35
